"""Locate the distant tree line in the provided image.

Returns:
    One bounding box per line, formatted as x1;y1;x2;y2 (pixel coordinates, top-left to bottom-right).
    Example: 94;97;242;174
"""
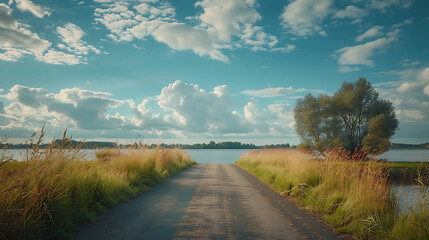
0;140;292;150
0;140;116;149
294;77;399;153
121;141;292;149
391;143;429;149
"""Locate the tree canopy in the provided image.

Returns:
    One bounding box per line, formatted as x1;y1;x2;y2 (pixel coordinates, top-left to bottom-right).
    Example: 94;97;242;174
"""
294;77;399;153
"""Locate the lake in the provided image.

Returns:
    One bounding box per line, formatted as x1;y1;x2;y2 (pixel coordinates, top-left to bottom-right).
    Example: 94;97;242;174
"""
391;185;429;213
2;148;428;163
1;148;251;163
378;149;429;162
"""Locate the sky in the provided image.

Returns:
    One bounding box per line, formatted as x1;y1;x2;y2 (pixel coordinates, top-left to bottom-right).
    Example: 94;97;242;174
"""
0;0;429;145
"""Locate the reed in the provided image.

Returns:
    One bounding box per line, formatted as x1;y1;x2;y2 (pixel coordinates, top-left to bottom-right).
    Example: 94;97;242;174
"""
235;149;428;239
0;135;195;239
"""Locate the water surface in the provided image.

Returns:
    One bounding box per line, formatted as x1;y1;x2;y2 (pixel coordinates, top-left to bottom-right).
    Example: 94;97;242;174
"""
391;185;428;213
186;149;250;164
379;149;429;162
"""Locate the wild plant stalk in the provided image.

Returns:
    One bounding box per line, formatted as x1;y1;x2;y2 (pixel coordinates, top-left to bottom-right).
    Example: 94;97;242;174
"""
235;149;428;239
0;131;196;239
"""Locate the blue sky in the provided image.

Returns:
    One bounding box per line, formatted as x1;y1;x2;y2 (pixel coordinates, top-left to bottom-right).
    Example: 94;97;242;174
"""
1;0;429;145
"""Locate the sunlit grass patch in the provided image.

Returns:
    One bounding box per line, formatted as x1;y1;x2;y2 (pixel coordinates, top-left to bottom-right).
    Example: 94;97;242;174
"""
235;149;429;239
0;137;196;239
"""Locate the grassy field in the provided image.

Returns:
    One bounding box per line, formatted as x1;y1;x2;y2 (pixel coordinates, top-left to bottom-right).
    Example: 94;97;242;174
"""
235;149;429;239
0;146;196;239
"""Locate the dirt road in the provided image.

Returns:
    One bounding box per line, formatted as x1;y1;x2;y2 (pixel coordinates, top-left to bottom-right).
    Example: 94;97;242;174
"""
74;164;340;239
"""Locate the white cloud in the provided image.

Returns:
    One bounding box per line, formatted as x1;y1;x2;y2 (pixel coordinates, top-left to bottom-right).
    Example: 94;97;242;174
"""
0;4;86;65
0;4;50;56
336;37;392;66
241;86;324;98
196;0;261;42
56;23;101;55
333;5;367;21
244;98;269;132
94;0;292;62
371;0;412;11
152;22;229;62
376;67;429;123
36;49;81;65
158;80;251;133
396;67;429;96
374;67;429;141
403;110;424;120
280;0;334;37
128;99;177;129
334;29;399;70
391;18;413;28
338;66;360;72
13;0;51;18
0;47;31;62
399;59;421;67
268;103;295;133
0;82;302;140
355;26;384;42
424;85;429;96
3;85;126;130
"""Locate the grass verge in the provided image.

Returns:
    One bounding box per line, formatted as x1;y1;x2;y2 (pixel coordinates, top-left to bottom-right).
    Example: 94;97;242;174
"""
0;146;196;239
235;149;428;239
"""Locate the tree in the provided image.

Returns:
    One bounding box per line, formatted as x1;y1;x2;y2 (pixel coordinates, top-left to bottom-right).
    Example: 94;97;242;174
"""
294;93;322;146
294;93;342;151
294;77;399;153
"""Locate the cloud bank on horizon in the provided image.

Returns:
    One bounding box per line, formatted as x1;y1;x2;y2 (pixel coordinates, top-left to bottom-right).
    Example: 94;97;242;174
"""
0;0;428;144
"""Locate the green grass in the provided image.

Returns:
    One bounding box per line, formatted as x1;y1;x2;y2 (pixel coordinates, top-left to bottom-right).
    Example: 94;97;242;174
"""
0;147;196;239
388;162;429;184
235;149;429;239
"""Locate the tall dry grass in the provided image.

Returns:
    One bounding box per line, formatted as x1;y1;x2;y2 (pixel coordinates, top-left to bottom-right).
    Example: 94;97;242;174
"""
0;136;195;239
235;149;428;239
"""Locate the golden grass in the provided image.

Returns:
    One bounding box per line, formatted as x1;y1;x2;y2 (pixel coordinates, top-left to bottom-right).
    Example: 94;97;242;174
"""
0;146;195;239
235;149;428;239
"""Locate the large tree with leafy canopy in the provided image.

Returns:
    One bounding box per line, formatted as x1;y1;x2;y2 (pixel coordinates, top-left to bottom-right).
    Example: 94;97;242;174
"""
294;77;399;153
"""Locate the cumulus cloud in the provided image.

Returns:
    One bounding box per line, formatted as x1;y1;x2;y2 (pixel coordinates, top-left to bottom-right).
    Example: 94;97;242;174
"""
374;67;429;141
397;67;429;95
36;49;80;65
244;98;269;132
94;0;291;62
369;66;429;142
268;103;295;133
152;22;229;62
280;0;333;37
1;81;299;140
3;85;126;130
355;26;384;42
56;23;101;56
0;4;50;56
333;5;368;21
13;0;51;18
0;4;84;65
158;80;252;133
128;99;177;130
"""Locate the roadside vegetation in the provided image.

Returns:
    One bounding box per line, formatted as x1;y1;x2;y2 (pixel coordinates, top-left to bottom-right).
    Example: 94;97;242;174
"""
236;149;428;239
0;129;196;239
